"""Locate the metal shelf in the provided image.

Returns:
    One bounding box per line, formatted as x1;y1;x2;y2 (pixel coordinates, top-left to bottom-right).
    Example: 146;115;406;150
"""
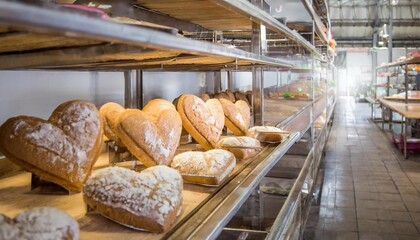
376;57;420;70
137;0;321;56
301;0;328;44
167;132;301;239
0;1;294;70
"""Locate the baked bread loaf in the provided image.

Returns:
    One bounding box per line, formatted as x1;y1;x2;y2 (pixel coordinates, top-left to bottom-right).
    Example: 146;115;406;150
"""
99;102;125;146
214;92;231;102
83;166;183;233
200;93;211;102
0;100;103;192
176;94;224;150
0;207;79;240
216;136;261;160
219;99;250;136
234;91;251;106
225;90;236;102
171;149;236;185
114;99;182;167
247;126;289;143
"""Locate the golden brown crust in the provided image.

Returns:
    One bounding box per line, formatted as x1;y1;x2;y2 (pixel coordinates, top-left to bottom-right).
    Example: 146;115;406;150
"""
225;90;236;102
234;91;251;106
99;102;125;144
214;92;232;102
171;149;236;185
114;99;182;167
219;99;250;136
0;100;103;192
176;94;224;150
216;136;261;160
246;126;289;143
83;195;179;233
200;93;211;102
83;166;183;233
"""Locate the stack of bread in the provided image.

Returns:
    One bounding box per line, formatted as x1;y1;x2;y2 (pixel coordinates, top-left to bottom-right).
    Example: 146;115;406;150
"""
201;90;251;106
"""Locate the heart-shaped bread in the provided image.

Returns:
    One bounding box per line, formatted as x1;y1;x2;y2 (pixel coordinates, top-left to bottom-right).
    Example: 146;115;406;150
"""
176;94;224;150
219;99;250;136
83;165;183;233
114;99;182;167
0;100;103;192
0;207;79;240
99;102;125;145
171;149;236;185
234;91;251;106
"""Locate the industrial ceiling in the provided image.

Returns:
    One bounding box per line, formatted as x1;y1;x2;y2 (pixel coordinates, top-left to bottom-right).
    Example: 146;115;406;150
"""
329;0;420;48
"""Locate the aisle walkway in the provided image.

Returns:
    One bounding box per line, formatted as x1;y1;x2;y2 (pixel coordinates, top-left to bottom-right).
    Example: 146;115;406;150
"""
304;97;420;240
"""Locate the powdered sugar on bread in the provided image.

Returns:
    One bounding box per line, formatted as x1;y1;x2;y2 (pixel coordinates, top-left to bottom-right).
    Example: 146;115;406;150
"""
219;99;250;136
83;166;183;226
0;100;103;192
178;95;224;150
115;99;182;167
0;207;79;240
248;126;286;133
217;136;261;148
171;149;236;182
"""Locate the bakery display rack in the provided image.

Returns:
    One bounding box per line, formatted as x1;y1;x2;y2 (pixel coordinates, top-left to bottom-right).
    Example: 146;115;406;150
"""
373;56;420;158
0;0;336;239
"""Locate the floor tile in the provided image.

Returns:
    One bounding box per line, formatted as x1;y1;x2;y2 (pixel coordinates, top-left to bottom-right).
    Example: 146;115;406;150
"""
304;98;420;240
335;232;358;240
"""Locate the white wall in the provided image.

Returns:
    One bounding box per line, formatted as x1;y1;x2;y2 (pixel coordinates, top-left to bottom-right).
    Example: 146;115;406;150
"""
142;72;213;104
0;71;124;125
0;70;213;125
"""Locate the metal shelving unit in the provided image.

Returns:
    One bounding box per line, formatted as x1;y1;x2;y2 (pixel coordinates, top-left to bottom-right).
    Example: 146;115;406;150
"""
0;1;335;239
374;57;420;159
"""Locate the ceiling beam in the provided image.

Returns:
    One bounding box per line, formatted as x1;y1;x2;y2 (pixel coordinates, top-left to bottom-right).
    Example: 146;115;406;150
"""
331;19;420;27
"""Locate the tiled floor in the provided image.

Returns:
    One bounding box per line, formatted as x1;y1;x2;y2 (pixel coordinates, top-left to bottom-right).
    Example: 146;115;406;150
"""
303;97;420;240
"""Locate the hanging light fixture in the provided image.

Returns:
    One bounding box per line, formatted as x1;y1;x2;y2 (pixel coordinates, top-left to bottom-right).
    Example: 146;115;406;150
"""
390;0;398;6
382;24;389;38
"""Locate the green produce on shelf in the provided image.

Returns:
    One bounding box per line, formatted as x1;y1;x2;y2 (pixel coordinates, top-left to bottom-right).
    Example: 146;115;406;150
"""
260;186;291;196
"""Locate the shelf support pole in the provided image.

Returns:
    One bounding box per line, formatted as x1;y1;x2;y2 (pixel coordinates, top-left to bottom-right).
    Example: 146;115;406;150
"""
251;20;264;126
135;69;143;109
214;71;222;93
124;70;134;108
227;71;234;91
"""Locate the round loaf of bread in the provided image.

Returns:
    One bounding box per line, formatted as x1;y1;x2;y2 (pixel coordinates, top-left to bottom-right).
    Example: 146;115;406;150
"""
216;136;261;160
0;207;79;240
83;166;183;233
